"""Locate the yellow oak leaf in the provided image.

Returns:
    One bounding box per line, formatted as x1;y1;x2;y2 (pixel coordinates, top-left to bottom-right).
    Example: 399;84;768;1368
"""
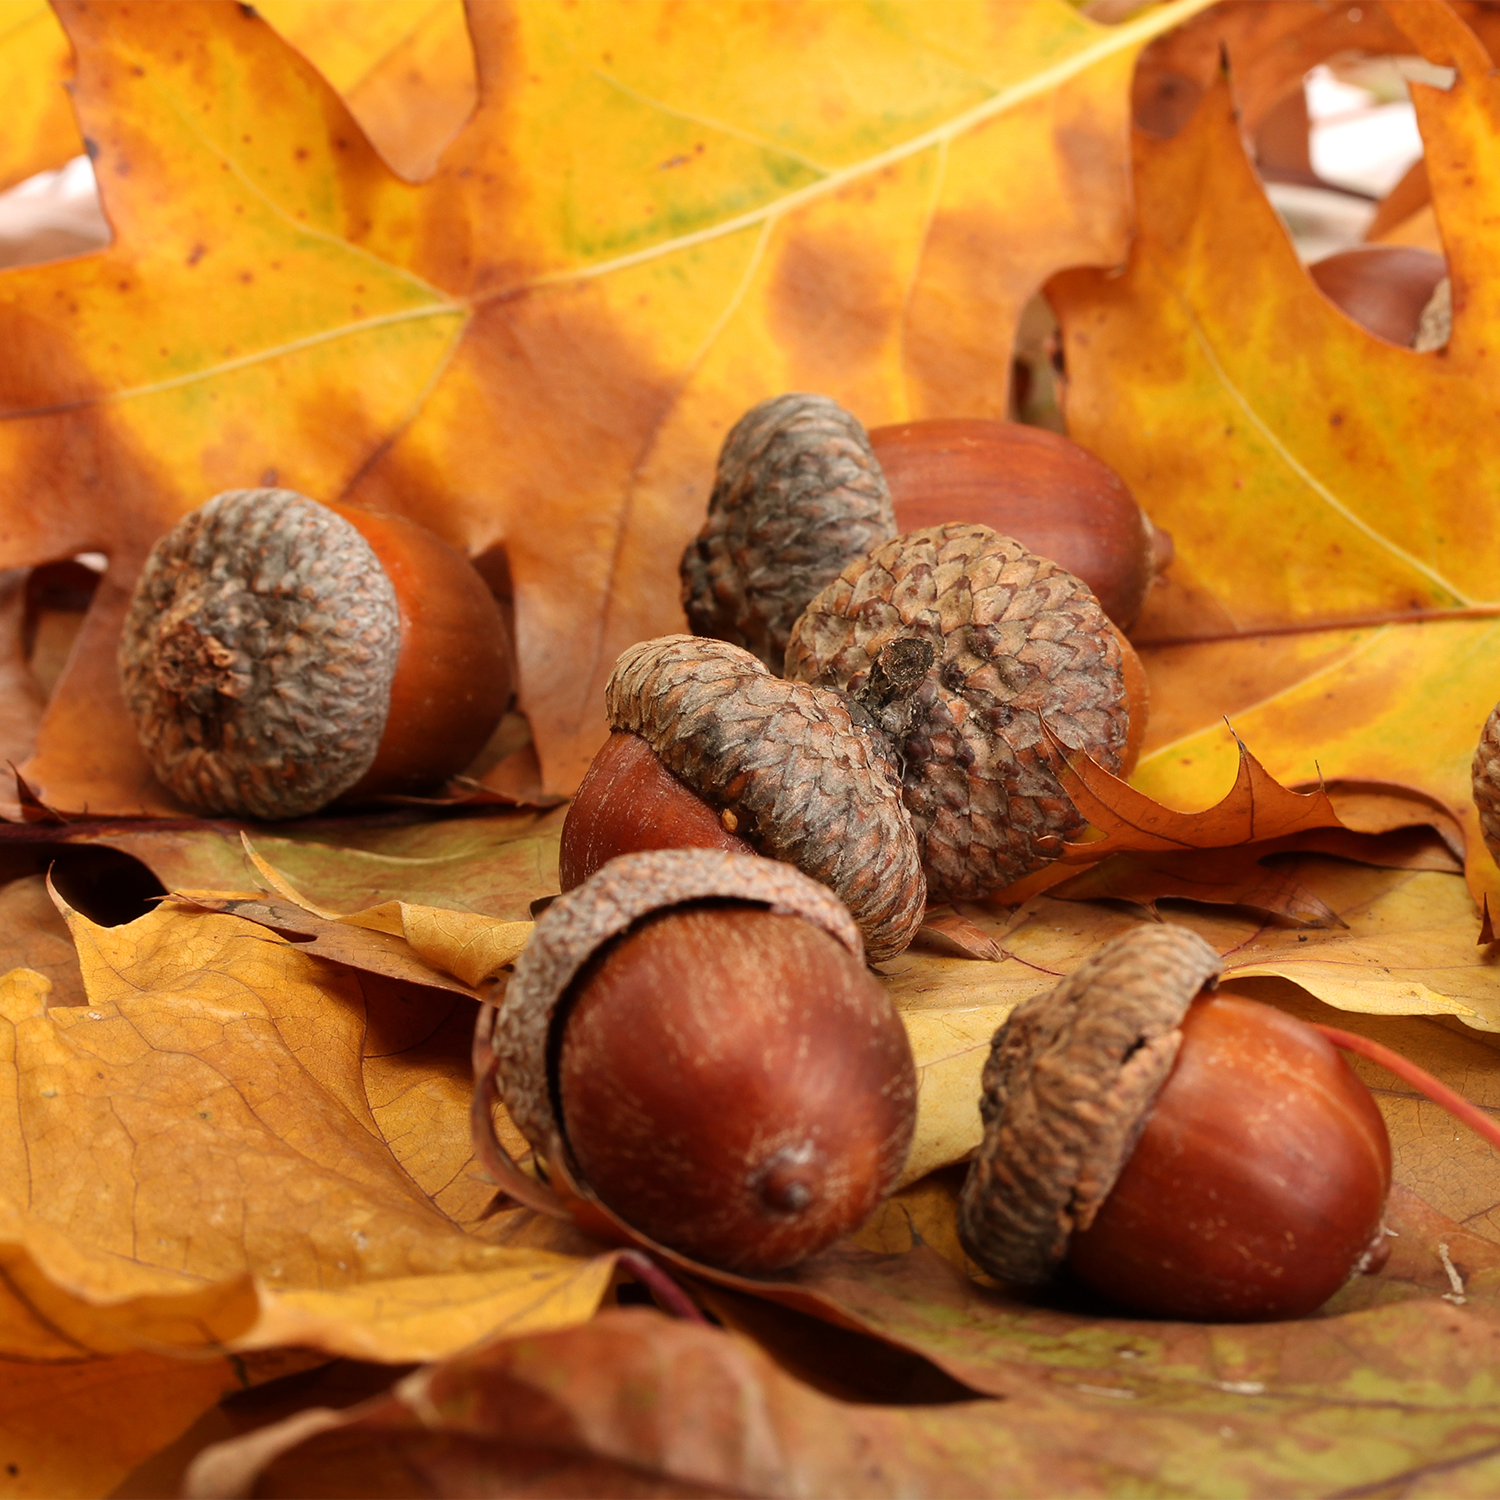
1049;1;1500;916
0;0;1213;815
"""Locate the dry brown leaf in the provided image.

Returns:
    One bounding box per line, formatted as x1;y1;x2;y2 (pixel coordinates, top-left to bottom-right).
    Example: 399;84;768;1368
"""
184;1238;1500;1500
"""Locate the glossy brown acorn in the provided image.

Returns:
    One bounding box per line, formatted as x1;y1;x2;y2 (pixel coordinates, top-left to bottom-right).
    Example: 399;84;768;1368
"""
1066;994;1393;1321
558;902;916;1272
866;420;1170;631
558;730;751;891
491;849;918;1274
120;488;512;820
1308;245;1447;348
959;925;1393;1322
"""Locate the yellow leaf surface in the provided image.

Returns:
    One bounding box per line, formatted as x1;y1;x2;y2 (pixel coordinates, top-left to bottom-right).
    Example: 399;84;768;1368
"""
242;836;532;987
1;0;1214;814
0;0;474;196
1049;1;1500;915
0;897;614;1364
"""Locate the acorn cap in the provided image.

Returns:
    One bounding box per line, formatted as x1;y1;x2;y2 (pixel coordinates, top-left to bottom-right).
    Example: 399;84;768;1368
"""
607;634;926;963
119;489;400;821
497;847;864;1164
681;393;896;671
957;924;1223;1287
1473;701;1500;869
785;522;1130;902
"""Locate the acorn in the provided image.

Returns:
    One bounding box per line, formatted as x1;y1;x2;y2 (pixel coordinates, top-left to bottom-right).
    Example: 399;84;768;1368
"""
1471;702;1500;872
867;419;1170;631
786;522;1134;902
680;392;896;673
119;488;511;820
558;634;928;963
492;847;918;1274
958;924;1393;1322
1308;245;1447;349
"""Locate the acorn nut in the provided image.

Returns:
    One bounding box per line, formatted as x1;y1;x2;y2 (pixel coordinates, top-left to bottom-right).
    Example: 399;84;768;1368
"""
958;923;1393;1322
494;847;918;1273
559;633;928;962
867;418;1170;632
119;488;511;820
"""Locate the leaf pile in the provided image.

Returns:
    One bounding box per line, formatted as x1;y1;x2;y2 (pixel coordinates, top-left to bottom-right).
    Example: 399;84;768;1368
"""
1;1;1500;1496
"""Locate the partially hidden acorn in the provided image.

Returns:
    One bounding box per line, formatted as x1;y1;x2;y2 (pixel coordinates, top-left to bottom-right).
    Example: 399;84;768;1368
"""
786;522;1135;902
867;418;1171;632
1309;244;1448;350
120;488;511;820
958;924;1393;1322
492;847;918;1273
1472;701;1500;873
680;392;896;673
559;634;927;962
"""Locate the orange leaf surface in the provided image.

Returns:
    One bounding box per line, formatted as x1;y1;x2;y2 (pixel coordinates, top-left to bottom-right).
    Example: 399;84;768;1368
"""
1050;0;1500;923
0;0;1214;815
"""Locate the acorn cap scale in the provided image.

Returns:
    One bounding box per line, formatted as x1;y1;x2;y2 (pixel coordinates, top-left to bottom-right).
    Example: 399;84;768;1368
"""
958;924;1223;1286
786;522;1130;901
681;393;896;671
120;489;400;821
606;635;926;963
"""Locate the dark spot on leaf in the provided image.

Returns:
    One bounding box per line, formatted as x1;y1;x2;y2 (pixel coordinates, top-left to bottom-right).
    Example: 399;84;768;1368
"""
261;467;278;486
1330;411;1343;427
294;147;308;161
186;243;205;266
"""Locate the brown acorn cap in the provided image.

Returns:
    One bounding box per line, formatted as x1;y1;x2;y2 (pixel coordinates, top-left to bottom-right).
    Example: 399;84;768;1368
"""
497;847;864;1165
957;923;1222;1287
1473;701;1500;868
607;634;926;963
680;393;896;671
120;489;401;820
785;522;1131;902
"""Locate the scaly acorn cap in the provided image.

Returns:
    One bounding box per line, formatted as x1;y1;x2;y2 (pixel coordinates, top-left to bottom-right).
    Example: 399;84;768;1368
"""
606;634;925;963
958;924;1223;1287
785;521;1130;902
496;847;865;1168
680;392;896;671
119;489;400;821
1473;702;1500;870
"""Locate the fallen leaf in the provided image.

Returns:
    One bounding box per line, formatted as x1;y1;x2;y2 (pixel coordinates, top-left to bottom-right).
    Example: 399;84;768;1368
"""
184;1254;1500;1500
0;899;616;1364
0;0;1214;815
1049;2;1500;923
0;0;475;197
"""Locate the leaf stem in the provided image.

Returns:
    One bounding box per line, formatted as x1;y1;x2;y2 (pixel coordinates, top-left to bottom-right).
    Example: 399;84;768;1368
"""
1313;1024;1500;1154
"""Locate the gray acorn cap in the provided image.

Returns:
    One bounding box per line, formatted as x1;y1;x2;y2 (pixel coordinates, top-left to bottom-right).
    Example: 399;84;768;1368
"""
119;489;400;820
497;847;864;1165
681;392;896;671
958;924;1223;1287
607;634;926;963
785;522;1130;902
